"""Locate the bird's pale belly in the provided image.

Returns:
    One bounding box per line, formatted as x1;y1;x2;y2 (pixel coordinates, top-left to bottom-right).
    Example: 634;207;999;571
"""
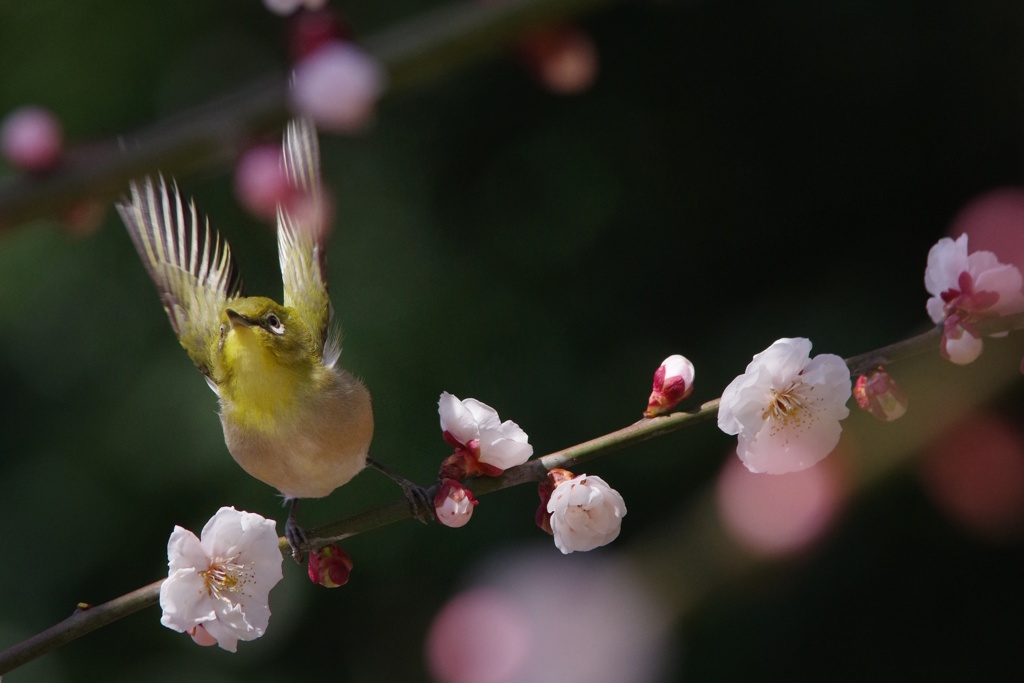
219;374;373;499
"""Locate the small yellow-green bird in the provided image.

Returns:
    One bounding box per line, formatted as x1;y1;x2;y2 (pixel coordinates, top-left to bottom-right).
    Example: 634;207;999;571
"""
117;120;405;559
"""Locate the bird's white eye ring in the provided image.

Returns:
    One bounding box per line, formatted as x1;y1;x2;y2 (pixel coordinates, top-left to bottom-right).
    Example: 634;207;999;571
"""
265;314;285;334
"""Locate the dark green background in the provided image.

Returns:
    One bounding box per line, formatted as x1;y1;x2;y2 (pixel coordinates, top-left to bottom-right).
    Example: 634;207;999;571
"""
1;1;1023;681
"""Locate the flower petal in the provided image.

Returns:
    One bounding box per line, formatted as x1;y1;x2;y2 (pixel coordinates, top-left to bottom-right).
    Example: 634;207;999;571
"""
438;392;482;446
975;263;1024;315
943;328;984;365
924;234;968;297
461;398;502;431
159;568;216;634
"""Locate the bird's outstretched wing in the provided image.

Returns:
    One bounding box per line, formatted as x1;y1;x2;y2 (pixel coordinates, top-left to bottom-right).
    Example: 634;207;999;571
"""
278;118;340;366
116;177;243;378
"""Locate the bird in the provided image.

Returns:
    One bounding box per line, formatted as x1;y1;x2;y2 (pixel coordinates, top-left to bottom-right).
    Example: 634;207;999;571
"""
116;119;424;561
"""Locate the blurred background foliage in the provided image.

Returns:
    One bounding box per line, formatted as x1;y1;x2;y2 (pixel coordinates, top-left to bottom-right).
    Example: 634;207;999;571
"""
2;0;1024;681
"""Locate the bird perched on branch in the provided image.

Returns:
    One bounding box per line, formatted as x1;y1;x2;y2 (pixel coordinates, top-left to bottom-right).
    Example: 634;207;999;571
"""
117;119;424;560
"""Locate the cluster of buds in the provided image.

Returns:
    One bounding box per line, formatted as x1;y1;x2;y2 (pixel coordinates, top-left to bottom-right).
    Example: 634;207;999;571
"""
432;392;534;528
433;392;631;555
307;543;354;588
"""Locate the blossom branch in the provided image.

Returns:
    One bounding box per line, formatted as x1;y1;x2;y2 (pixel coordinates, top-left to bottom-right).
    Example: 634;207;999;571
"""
0;0;618;231
4;315;1023;674
845;312;1024;376
0;580;163;675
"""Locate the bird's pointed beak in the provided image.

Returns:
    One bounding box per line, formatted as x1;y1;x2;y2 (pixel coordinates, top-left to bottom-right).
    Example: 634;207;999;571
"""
226;309;256;329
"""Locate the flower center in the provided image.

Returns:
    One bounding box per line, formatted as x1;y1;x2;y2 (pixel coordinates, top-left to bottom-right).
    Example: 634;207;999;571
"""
763;383;806;426
200;557;250;601
941;270;1000;320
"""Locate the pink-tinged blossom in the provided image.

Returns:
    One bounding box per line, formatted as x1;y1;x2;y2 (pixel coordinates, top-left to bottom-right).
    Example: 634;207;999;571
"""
1;106;63;172
438;392;533;474
853;367;908;422
434;478;479;528
307;543;353;588
718;337;852;475
644;354;695;417
546;473;627;554
925;234;1024;365
289;41;384;133
159;507;283;652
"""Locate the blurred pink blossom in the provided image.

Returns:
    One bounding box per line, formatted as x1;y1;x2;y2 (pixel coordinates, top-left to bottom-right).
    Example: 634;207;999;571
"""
1;106;63;171
426;550;670;683
920;413;1024;539
715;450;847;557
516;25;598;95
289;41;384;133
234;143;291;221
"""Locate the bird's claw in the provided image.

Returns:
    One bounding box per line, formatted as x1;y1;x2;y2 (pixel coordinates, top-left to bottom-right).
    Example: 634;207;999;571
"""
366;457;436;525
285;500;308;564
402;482;436;525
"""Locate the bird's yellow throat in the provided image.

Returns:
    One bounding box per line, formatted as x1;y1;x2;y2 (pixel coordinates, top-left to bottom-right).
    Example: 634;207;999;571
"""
219;325;307;432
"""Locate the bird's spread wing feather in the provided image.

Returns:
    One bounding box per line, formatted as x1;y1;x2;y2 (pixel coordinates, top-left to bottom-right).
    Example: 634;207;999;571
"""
116;177;243;377
278;118;340;366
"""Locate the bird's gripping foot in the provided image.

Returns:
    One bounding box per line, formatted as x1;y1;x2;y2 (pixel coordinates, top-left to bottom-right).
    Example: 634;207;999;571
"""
367;457;435;525
284;498;308;564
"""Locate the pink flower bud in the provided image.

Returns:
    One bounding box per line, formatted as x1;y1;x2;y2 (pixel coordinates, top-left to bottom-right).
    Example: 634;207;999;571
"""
853;368;908;422
234;144;292;221
434;478;479;528
1;106;63;172
188;624;219;647
307;543;353;588
516;25;598;95
644;354;695;417
535;468;575;535
289;41;385;133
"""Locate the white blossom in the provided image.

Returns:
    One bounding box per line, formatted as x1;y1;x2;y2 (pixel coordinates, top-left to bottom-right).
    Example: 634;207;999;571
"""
718;337;851;474
438;392;533;470
159;507;283;652
547;474;627;554
925;234;1024;364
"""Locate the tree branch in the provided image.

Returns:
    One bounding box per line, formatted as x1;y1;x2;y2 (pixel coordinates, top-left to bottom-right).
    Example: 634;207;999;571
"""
4;316;1021;675
0;0;619;231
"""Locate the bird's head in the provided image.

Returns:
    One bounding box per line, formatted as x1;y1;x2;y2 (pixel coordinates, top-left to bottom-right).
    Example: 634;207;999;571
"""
220;297;316;371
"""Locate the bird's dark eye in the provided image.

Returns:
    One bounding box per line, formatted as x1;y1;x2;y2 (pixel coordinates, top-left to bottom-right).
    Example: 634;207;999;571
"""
265;314;285;334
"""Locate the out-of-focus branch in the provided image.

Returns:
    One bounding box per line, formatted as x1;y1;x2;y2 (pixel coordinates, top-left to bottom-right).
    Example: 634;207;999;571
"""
0;0;618;231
